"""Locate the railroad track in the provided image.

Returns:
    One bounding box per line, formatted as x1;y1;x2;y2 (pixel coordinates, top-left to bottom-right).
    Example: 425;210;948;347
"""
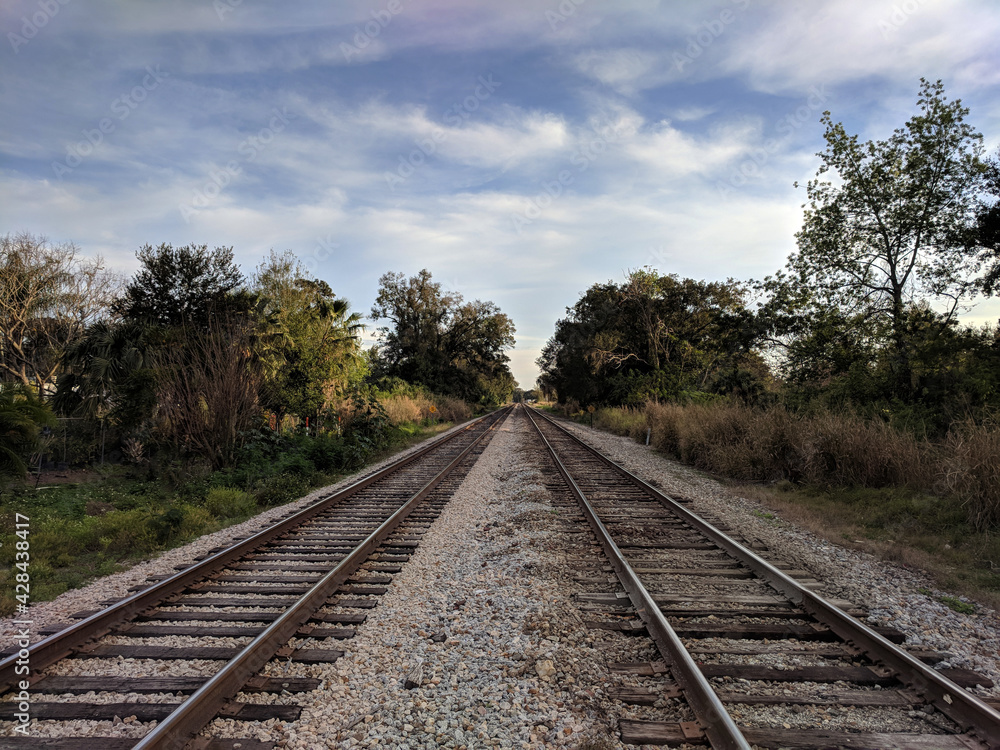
522;404;1000;750
0;406;511;750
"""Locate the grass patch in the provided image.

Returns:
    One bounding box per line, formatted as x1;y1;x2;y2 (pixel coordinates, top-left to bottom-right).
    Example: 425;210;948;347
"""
734;481;1000;610
0;418;451;617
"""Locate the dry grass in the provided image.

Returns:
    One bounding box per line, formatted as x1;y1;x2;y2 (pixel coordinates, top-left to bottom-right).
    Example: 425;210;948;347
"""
642;401;996;526
940;424;1000;531
379;393;472;427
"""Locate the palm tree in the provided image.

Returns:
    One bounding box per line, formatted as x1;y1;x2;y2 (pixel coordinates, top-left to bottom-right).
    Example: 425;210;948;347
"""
0;383;54;478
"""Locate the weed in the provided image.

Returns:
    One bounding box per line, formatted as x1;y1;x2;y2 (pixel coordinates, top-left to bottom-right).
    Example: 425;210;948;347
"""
938;595;976;615
204;487;255;519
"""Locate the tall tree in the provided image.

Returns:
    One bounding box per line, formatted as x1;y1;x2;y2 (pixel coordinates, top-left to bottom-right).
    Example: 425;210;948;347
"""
52;320;160;429
371;270;516;404
978;149;1000;294
114;243;245;327
0;233;121;394
155;313;265;469
538;271;762;406
253;250;365;419
788;78;988;397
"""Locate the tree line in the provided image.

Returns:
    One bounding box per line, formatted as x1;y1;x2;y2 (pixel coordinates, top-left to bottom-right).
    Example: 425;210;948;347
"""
0;240;516;477
539;80;1000;434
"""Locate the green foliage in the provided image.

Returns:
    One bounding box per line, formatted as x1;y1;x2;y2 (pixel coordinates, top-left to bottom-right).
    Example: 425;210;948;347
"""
370;269;516;405
0;383;55;478
764;79;991;405
114;243;245;328
204;487;255;519
253;250;366;420
938;595;976;615
53;319;160;429
538;270;767;408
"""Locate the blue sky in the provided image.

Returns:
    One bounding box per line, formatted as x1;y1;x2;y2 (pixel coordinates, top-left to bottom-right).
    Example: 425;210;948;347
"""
2;0;999;388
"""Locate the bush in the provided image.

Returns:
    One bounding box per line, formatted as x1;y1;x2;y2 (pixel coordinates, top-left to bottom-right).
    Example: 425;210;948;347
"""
942;424;1000;532
252;473;309;507
302;433;346;472
594;407;646;440
93;509;159;555
204;487;256;519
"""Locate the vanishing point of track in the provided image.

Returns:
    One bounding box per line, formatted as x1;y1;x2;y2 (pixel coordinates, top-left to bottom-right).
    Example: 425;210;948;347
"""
0;406;511;750
522;404;1000;750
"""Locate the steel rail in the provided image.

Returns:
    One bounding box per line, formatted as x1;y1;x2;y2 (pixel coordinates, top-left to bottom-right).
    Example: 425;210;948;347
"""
0;408;508;693
529;405;1000;747
133;406;508;750
522;405;750;750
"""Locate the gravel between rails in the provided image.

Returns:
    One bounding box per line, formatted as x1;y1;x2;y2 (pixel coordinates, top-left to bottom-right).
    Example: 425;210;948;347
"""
205;409;636;749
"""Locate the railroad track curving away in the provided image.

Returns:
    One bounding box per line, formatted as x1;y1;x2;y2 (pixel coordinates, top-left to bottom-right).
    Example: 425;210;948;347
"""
0;406;511;750
522;404;1000;750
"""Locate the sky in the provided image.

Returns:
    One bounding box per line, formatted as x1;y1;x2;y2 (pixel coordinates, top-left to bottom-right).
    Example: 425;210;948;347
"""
2;0;999;389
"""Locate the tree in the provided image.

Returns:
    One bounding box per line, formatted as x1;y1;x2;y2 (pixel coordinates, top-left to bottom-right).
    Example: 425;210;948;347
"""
0;233;121;394
155;313;266;469
978;149;1000;294
253;251;365;420
52;320;160;429
370;270;516;404
788;78;988;397
0;383;54;479
538;271;763;406
114;243;245;327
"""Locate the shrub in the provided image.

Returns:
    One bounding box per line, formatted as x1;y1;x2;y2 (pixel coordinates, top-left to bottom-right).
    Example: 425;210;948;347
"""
434;396;471;422
177;503;216;537
594;407;646;440
93;509;159;555
941;424;1000;532
204;487;256;519
252;474;309;507
275;453;316;478
302;433;345;472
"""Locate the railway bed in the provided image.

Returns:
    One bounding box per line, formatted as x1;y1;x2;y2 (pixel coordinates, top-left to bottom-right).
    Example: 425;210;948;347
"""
4;403;999;748
0;406;511;749
522;404;1000;749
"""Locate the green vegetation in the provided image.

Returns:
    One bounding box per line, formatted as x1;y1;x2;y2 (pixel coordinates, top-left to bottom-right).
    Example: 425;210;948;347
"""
539;81;1000;604
0;237;513;614
370;269;516;406
0;404;454;615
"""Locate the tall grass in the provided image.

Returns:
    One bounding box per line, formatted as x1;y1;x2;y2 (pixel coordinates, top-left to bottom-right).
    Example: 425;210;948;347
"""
635;401;997;531
379;393;472;425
